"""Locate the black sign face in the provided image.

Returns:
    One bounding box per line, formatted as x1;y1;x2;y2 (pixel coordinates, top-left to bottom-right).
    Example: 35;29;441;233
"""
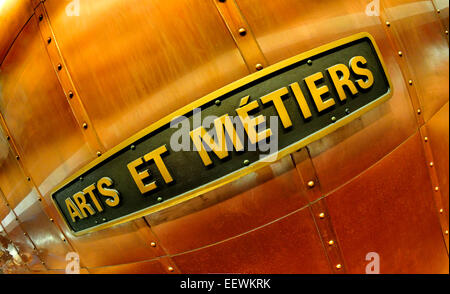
51;33;392;235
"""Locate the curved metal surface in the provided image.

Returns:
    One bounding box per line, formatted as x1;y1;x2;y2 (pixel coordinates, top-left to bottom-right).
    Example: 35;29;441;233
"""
0;0;448;273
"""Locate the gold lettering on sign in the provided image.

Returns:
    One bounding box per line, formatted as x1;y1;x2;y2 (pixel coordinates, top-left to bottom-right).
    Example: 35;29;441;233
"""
97;177;120;207
327;64;358;101
190;114;244;166
305;72;335;112
350;56;374;89
128;145;173;194
260;87;292;128
236;96;272;144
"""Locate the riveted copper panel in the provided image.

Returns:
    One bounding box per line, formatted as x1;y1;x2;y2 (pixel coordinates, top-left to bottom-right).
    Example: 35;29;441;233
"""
57;218;162;268
0;16;95;198
44;0;250;150
325;132;449;274
235;0;417;194
0;203;45;271
0;134;74;269
13;195;75;270
0;0;33;64
148;156;308;255
172;208;330;274
0;134;31;209
425;102;449;223
434;0;449;30
88;258;166;274
383;0;449;122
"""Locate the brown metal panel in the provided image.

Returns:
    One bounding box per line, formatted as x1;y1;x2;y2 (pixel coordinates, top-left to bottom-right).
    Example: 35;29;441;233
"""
0;135;74;270
0;205;45;271
0;16;95;198
383;0;449;122
148;156;309;255
0;0;33;64
172;207;330;273
88;259;166;274
325;132;449;274
236;0;417;194
44;0;250;150
434;0;449;30
59;218;162;268
13;196;75;270
425;102;449;223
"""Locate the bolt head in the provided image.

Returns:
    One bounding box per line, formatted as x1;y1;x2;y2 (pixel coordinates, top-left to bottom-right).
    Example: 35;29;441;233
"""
238;28;247;36
97;151;102;157
307;180;315;188
68;91;74;98
215;100;221;106
82;123;88;129
307;59;313;65
39;14;43;21
150;242;156;247
157;197;163;202
47;37;51;44
328;240;335;245
417;109;421;115
319;212;325;219
243;159;250;166
331;116;337;122
424;137;428;142
408;80;413;85
168;266;174;272
386;21;390;27
439;209;444;214
336;264;342;269
255;63;263;71
435;186;439;191
429;162;434;167
398;51;403;56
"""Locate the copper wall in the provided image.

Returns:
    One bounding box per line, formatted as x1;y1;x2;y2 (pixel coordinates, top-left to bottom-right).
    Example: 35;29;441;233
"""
0;0;448;274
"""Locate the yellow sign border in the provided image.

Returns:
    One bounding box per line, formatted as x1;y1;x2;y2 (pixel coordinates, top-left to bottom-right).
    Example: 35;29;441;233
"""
51;32;393;236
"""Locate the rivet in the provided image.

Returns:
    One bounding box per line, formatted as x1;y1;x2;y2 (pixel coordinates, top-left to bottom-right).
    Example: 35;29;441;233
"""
424;136;428;142
307;180;315;188
57;64;62;71
62;237;66;242
68;91;74;98
168;266;174;272
307;59;313;65
38;198;42;202
41;261;45;265
97;151;102;157
429;162;434;167
6;203;9;207
16;155;20;160
6;136;10;141
102;217;107;222
130;145;136;150
335;264;342;269
39;14;43;21
150;242;156;247
319;212;325;219
215;100;221;106
23;232;27;236
328;240;335;246
47;37;51;44
238;28;247;36
49;218;54;222
15;217;19;221
255;63;263;71
435;186;439;191
445;230;448;235
417;109;421;115
82;122;88;129
157;197;163;202
398;51;403;57
445;30;448;35
331;116;337;122
385;21;390;27
243;159;250;166
345;108;351;114
79;176;83;181
439;209;444;214
408;80;413;85
27;177;31;181
437;9;441;13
